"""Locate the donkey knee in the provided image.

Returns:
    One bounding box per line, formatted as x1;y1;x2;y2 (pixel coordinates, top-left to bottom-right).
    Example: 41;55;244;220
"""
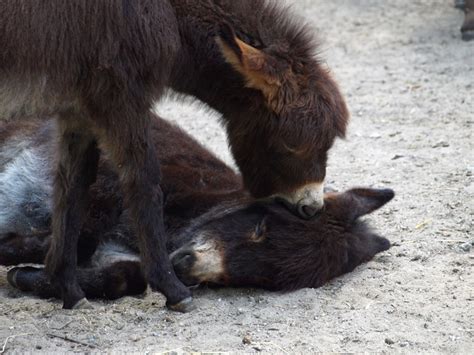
0;233;50;266
103;261;147;299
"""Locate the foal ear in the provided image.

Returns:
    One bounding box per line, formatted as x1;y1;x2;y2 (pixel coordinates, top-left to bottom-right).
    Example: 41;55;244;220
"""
347;188;395;221
216;24;281;104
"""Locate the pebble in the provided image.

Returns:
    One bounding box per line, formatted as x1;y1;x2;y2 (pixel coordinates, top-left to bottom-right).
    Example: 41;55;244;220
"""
465;184;474;195
129;335;141;342
242;335;252;345
458;241;472;252
392;154;405;160
432;141;450;148
385;338;395;345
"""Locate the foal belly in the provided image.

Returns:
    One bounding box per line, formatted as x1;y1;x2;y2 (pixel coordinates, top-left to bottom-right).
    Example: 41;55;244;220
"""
0;75;80;121
0;143;53;237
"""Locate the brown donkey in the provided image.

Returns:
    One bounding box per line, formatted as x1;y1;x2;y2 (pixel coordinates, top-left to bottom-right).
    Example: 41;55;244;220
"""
0;0;348;310
0;115;391;299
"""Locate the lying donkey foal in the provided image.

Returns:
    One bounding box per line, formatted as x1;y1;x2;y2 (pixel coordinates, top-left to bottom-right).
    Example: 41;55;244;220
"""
0;115;392;299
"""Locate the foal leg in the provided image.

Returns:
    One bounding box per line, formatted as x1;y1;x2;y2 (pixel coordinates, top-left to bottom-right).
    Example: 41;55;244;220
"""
98;111;192;312
0;232;51;266
44;118;100;309
8;261;146;300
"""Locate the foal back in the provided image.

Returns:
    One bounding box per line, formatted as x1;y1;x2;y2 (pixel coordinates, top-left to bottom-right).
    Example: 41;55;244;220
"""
0;0;179;120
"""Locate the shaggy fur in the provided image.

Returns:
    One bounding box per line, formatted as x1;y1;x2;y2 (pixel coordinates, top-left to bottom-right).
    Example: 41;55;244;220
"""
0;0;349;309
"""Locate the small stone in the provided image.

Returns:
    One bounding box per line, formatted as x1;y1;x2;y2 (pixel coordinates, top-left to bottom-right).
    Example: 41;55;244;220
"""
130;335;141;342
458;241;472;252
432;141;449;148
242;335;252;345
385;338;395;345
35;345;42;350
399;341;409;347
392;154;404;160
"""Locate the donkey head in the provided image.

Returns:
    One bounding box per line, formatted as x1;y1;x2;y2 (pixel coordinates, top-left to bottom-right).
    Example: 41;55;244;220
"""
215;24;349;219
171;188;393;290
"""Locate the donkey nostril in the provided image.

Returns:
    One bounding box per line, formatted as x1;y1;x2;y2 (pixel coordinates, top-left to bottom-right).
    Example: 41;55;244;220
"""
172;252;194;268
298;204;321;219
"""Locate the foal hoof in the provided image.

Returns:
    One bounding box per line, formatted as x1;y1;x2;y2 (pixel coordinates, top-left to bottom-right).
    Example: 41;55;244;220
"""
7;266;41;291
166;297;195;313
462;30;474;41
7;267;21;289
71;298;94;310
455;0;466;10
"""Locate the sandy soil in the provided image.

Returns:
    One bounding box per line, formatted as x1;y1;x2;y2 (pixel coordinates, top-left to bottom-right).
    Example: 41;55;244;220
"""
0;0;472;353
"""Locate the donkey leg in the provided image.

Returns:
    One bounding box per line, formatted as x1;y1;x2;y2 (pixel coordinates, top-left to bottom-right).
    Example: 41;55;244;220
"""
8;266;60;299
97;261;147;300
44;120;100;309
99;114;193;312
0;232;51;266
8;261;146;300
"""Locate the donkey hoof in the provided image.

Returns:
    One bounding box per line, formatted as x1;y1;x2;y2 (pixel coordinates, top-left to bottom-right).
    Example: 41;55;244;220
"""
166;297;195;313
71;298;94;310
455;0;466;9
7;267;20;289
462;30;474;41
7;266;42;291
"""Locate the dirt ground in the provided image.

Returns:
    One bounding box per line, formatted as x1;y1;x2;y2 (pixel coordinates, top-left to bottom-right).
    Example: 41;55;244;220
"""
0;0;472;353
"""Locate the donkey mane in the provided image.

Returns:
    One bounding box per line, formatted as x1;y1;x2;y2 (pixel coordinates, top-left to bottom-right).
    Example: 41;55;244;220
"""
218;0;317;54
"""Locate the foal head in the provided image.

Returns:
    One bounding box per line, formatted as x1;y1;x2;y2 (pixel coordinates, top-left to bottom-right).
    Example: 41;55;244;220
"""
171;188;393;290
215;15;348;218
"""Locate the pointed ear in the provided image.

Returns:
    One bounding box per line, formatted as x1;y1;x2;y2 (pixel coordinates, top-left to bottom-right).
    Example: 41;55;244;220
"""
216;24;281;103
347;188;395;221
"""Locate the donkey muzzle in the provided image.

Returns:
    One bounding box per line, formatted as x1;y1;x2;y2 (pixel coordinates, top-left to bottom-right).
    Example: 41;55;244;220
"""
274;182;325;219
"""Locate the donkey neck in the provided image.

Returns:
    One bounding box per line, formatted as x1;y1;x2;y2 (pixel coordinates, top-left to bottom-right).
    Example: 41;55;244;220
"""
169;0;265;122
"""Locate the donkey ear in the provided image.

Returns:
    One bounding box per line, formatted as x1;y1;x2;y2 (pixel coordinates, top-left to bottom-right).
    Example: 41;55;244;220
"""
347;188;395;221
216;24;281;102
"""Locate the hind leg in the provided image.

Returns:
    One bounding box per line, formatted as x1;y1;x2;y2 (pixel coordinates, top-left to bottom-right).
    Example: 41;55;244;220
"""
0;232;51;266
44;118;100;309
8;261;147;300
462;0;474;40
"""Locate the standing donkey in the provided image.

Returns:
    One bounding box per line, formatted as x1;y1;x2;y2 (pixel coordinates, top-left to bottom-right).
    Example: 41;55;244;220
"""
0;0;349;311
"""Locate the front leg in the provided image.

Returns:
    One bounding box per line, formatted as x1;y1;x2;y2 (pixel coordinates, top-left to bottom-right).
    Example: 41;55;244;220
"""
44;119;100;309
98;110;193;312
